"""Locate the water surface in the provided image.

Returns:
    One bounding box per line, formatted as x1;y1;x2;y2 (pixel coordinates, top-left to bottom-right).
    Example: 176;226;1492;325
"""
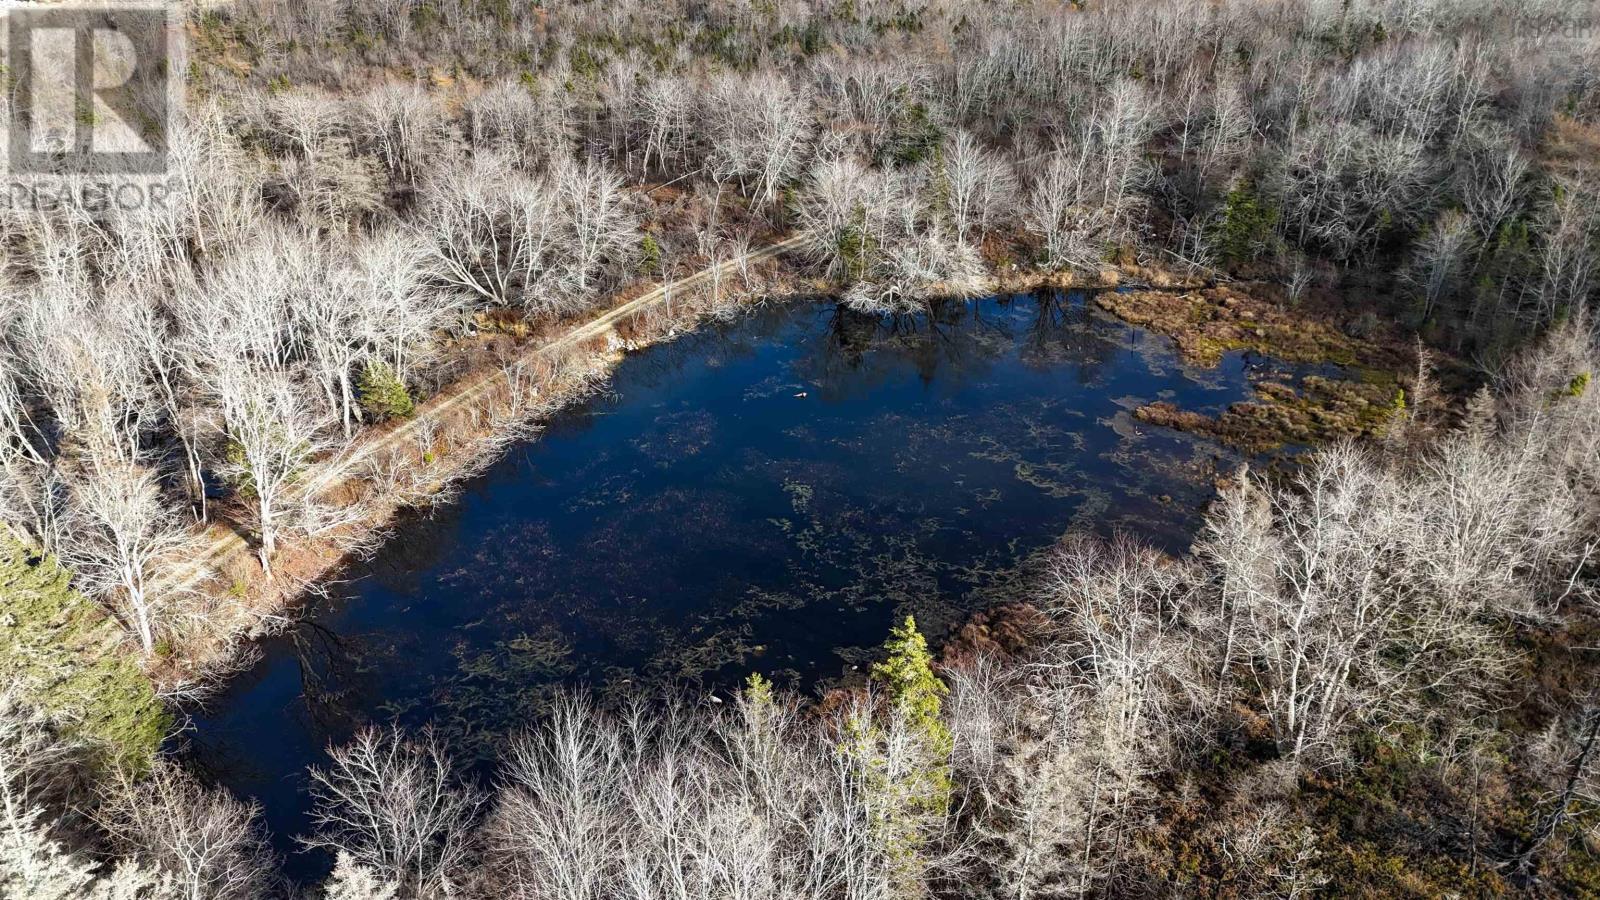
191;291;1310;875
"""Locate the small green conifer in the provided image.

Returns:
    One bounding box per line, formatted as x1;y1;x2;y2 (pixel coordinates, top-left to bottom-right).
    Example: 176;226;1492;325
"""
358;359;415;421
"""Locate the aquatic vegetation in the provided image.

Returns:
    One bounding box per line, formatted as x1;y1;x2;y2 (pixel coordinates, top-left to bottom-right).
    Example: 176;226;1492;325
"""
1136;374;1404;452
1098;285;1416;450
1095;287;1393;369
188;293;1267;863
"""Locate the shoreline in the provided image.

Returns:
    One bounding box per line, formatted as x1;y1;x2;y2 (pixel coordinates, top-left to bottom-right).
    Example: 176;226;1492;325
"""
106;243;1408;766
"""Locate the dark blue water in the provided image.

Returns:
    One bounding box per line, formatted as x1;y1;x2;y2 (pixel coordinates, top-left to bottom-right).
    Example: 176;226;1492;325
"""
188;292;1309;877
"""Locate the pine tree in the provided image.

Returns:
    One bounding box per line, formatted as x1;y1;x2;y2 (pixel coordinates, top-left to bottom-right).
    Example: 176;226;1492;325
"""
0;533;168;770
742;672;775;714
357;359;415;421
639;233;662;278
871;616;951;763
738;672;778;744
1218;180;1278;266
842;616;955;897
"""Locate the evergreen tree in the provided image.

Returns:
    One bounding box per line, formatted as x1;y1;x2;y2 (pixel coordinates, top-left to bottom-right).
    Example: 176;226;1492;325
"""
357;359;415;421
1218;180;1278;266
0;533;168;770
639;233;662;278
871;615;952;763
844;616;955;897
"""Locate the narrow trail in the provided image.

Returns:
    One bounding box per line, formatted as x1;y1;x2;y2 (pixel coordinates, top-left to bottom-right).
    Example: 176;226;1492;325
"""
157;232;811;598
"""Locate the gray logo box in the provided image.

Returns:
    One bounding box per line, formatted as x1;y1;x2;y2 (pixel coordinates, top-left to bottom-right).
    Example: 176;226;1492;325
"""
6;4;171;175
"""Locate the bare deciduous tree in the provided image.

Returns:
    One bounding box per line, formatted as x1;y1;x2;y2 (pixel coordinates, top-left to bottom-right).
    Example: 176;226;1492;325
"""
98;762;276;900
942;130;1016;247
557;157;639;298
358;83;448;186
704;73;815;203
303;726;483;897
212;369;332;579
1403;210;1477;321
63;461;193;655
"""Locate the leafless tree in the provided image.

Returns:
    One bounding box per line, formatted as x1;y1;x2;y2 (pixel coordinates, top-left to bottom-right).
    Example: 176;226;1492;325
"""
260;90;345;166
704;73;815;203
1456;126;1531;243
465;79;575;171
424;156;621;317
62;461;193;656
814;56;930;163
322;851;400;900
557;157;639;298
1534;184;1598;323
1037;535;1208;891
0;689;171;900
637;75;696;178
12;273;157;468
1202;444;1517;766
358;83;450;186
1281;121;1434;260
942;130;1016;247
98;762;276;900
212;368;332;579
354;229;454;386
1026;139;1104;271
479;697;625;899
1515;695;1600;878
1403;210;1477;321
303;726;484;897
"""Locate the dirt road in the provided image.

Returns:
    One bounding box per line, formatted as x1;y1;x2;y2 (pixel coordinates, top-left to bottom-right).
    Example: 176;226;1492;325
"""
156;233;810;597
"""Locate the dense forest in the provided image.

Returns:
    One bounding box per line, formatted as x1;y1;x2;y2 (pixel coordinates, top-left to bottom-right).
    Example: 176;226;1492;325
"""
4;0;1600;896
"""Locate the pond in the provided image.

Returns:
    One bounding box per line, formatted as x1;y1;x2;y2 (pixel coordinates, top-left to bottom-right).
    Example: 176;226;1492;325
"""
188;290;1312;878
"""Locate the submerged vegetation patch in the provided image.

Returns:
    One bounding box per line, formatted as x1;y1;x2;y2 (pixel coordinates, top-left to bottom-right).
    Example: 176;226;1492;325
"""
1099;286;1415;451
1136;376;1404;452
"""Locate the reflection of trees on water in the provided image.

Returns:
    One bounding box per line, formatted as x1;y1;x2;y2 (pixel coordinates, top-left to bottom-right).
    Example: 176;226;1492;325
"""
289;620;371;738
360;507;464;594
803;299;1018;397
606;299;810;395
821;304;879;370
1019;290;1122;386
178;620;369;788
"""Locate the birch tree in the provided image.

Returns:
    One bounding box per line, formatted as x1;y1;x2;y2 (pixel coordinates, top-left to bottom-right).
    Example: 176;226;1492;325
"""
942;130;1016;247
213;369;331;579
63;462;192;656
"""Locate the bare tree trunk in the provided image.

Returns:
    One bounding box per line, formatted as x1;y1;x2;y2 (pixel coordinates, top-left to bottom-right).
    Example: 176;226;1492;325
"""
1515;702;1600;878
1078;760;1105;899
